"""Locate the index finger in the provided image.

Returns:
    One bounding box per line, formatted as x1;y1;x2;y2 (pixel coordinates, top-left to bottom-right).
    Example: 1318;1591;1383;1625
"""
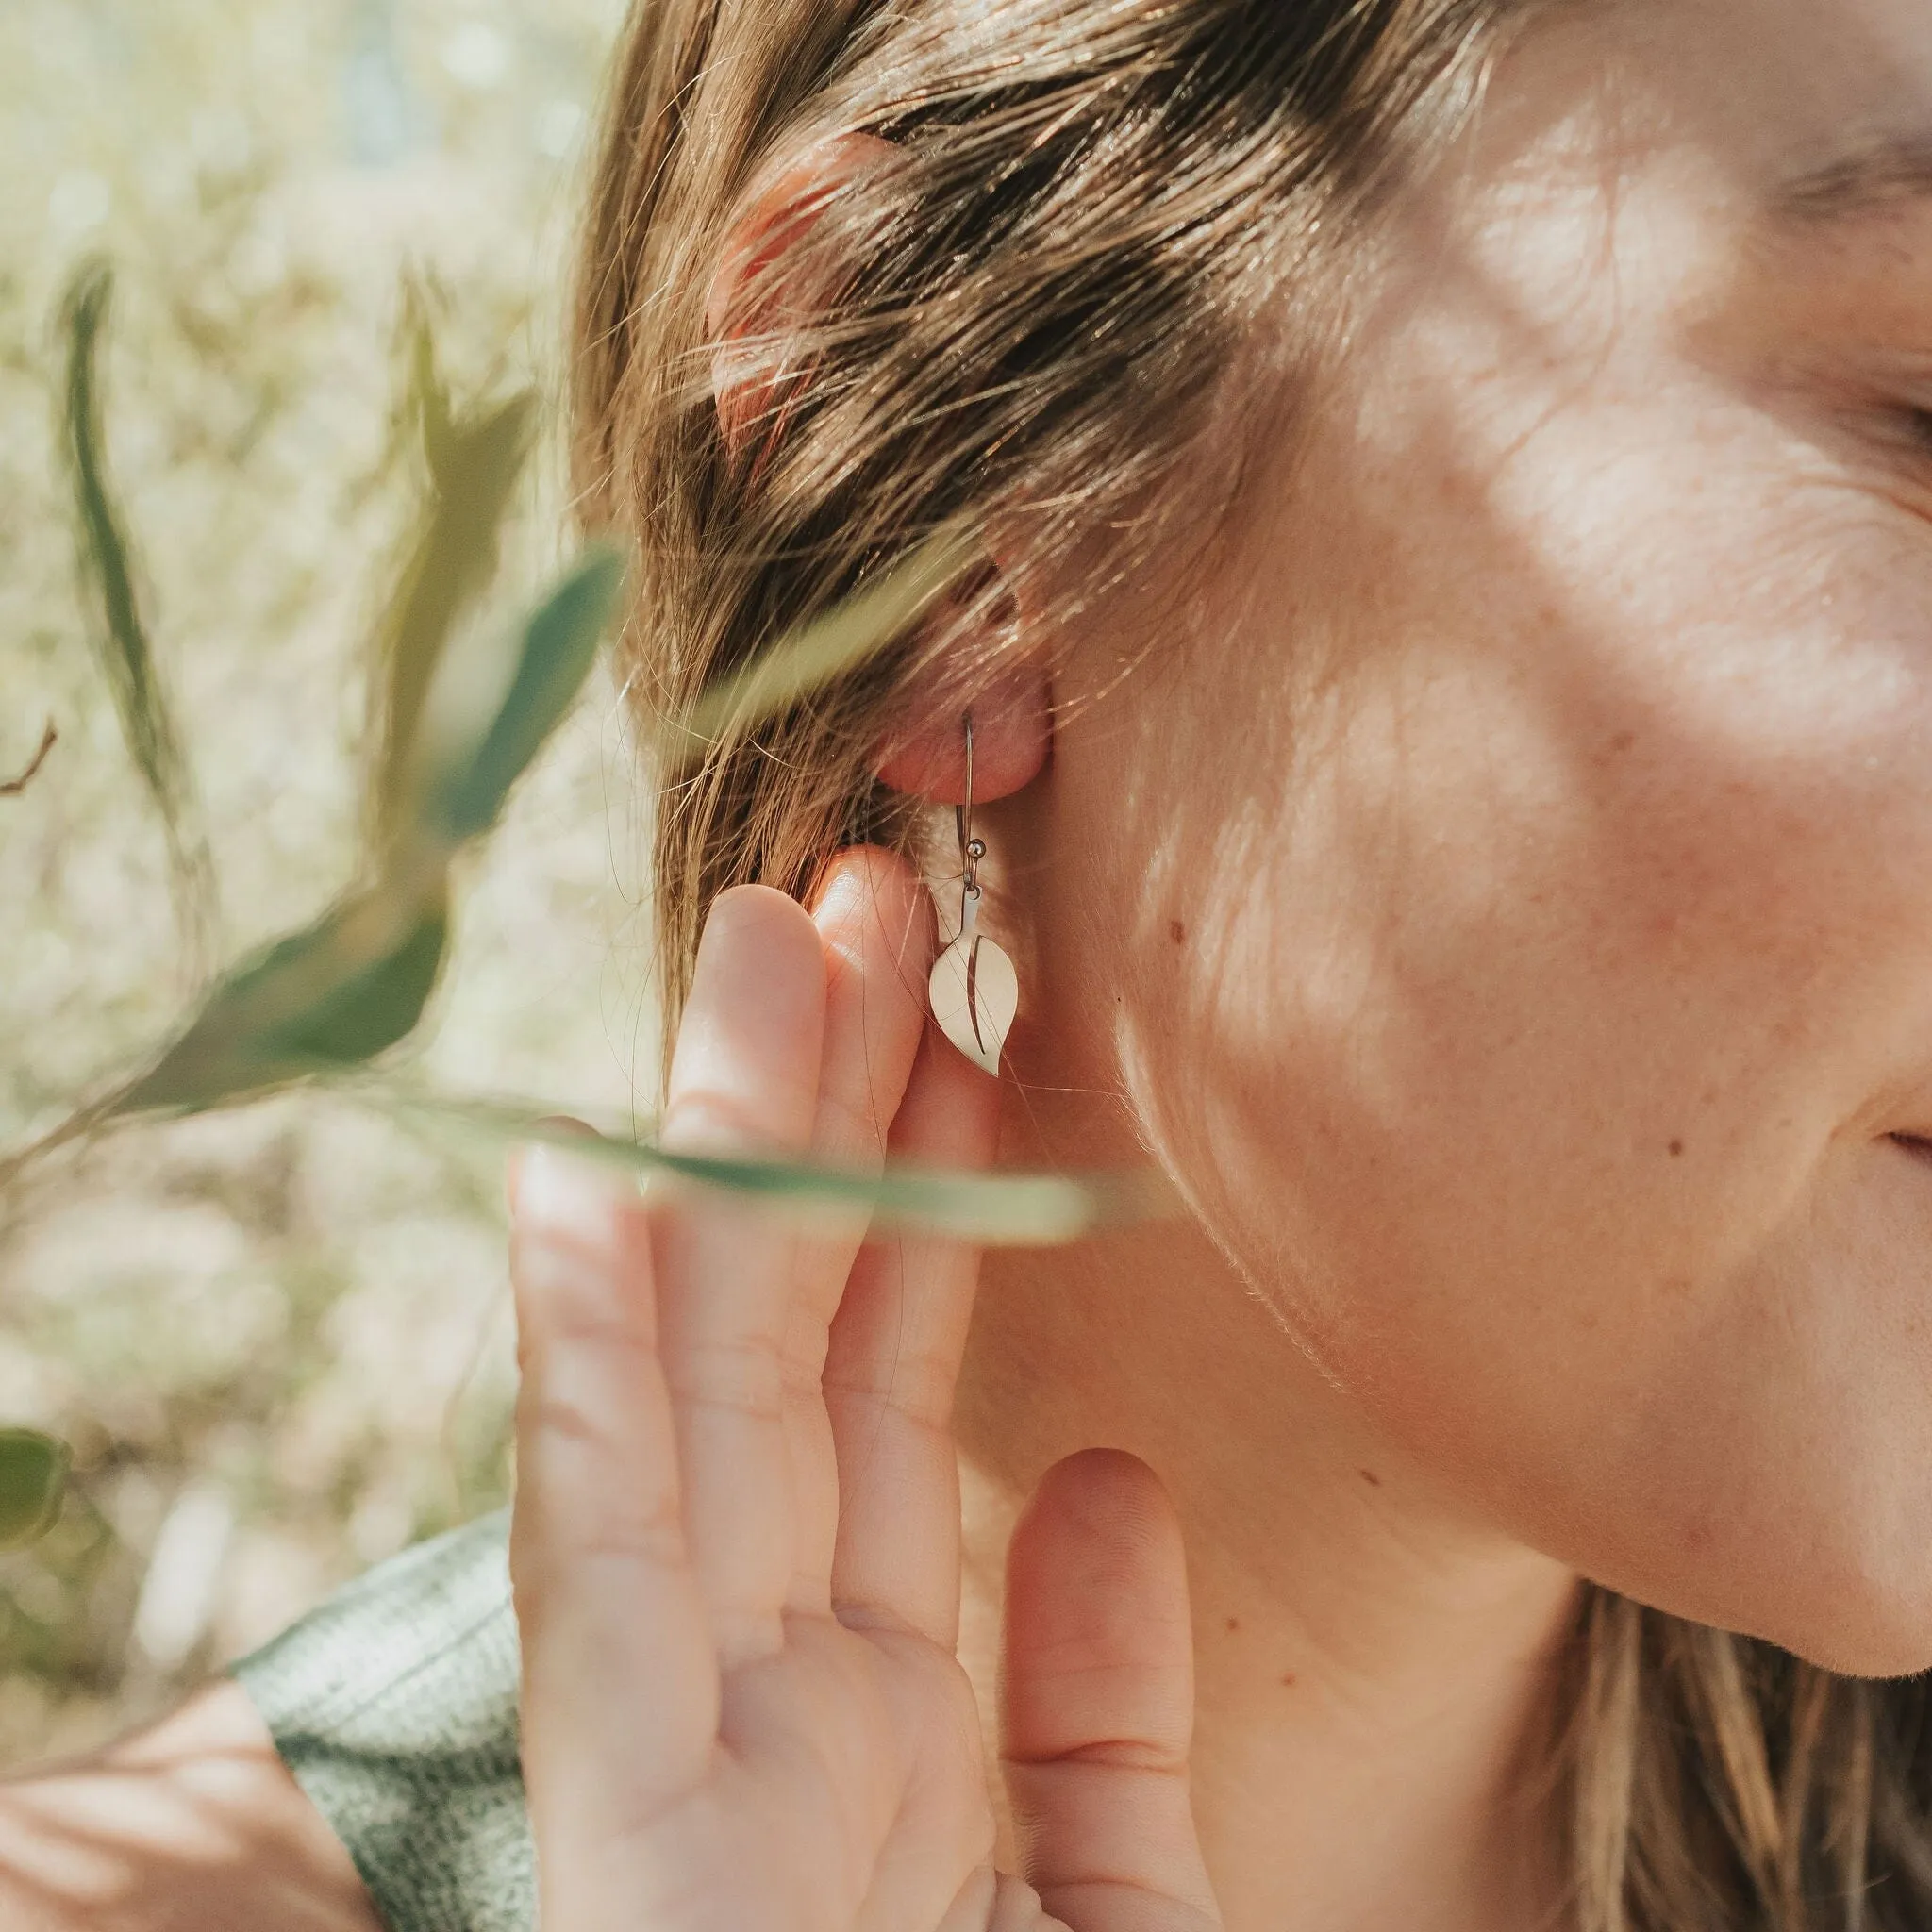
652;885;828;1670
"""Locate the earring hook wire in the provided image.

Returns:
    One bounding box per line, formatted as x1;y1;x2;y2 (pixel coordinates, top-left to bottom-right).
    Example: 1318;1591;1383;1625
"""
956;712;980;907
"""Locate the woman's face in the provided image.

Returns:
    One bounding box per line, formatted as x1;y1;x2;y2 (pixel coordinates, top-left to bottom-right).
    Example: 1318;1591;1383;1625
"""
1056;0;1932;1674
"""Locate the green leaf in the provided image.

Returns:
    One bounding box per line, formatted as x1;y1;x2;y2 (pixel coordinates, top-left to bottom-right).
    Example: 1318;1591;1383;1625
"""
679;526;978;746
256;900;449;1067
425;546;626;845
369;374;535;854
117;883;450;1116
59;258;217;955
0;1431;69;1550
404;284;457;481
385;1095;1172;1248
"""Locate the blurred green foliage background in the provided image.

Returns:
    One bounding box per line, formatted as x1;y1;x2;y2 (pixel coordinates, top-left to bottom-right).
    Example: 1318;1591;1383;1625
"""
0;0;644;1767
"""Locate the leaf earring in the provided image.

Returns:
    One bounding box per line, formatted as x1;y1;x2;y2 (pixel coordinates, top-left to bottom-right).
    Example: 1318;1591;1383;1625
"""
928;713;1019;1077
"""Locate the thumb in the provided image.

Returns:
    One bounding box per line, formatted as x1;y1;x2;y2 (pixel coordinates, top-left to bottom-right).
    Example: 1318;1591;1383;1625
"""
1000;1449;1223;1931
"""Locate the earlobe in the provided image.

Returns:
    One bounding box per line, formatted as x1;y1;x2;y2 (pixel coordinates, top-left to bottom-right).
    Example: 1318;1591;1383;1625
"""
873;666;1052;806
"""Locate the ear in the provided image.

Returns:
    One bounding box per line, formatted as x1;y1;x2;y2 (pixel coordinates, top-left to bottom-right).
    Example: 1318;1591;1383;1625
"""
707;132;904;459
711;138;1051;808
874;662;1053;806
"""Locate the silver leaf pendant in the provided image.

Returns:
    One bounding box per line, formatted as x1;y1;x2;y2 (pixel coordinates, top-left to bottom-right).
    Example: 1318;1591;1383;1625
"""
928;891;1017;1077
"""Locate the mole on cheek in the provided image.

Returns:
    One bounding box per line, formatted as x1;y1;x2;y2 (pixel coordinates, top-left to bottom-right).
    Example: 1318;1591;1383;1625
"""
1169;919;1187;944
1669;1140;1685;1158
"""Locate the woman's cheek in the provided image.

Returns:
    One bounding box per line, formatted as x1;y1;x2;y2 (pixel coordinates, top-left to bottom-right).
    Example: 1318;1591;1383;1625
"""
1117;590;1932;1622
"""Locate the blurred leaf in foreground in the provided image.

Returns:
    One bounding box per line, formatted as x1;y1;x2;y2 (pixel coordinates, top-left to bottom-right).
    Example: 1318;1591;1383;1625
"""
423;546;625;845
101;291;621;1124
59;258;218;958
395;1098;1170;1248
0;1431;69;1550
116;528;623;1118
117;885;451;1116
368;364;535;858
678;526;978;747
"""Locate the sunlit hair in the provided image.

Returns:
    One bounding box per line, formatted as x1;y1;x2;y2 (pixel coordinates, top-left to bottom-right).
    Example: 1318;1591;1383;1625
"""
571;2;1932;1924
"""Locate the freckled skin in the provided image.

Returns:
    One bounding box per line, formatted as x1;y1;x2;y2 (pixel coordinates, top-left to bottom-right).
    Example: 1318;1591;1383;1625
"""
1026;0;1932;1677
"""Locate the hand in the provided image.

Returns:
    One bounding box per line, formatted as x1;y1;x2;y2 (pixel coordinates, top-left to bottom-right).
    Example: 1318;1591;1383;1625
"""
508;847;1223;1932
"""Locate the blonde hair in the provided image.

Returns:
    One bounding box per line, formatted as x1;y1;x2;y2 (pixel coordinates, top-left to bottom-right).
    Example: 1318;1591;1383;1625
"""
570;2;1932;1924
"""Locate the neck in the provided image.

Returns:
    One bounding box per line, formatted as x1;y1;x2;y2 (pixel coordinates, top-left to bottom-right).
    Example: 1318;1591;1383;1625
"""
953;1088;1581;1932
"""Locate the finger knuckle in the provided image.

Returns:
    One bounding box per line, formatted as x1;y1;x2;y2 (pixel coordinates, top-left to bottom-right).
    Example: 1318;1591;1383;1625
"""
667;1338;787;1422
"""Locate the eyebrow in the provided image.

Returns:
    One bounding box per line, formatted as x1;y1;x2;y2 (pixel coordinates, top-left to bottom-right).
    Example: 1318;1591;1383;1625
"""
1775;131;1932;224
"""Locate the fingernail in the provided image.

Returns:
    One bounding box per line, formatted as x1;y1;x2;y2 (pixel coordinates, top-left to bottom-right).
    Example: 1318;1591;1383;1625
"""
811;856;868;929
513;1142;621;1235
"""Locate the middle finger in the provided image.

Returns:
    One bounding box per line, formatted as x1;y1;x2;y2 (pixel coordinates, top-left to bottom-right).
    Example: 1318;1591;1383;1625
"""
783;848;934;1618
